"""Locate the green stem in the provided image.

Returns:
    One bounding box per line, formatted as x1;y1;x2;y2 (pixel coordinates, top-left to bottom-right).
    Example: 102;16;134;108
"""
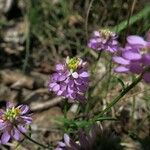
85;51;102;113
96;51;102;61
104;56;112;98
22;1;31;73
64;100;68;118
112;5;150;33
93;74;143;120
21;132;52;149
92;51;102;73
85;0;95;39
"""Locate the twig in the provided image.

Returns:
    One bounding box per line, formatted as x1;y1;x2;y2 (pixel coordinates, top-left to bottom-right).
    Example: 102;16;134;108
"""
22;1;31;73
124;0;137;43
85;0;95;39
30;97;63;111
93;73;143;120
21;132;52;149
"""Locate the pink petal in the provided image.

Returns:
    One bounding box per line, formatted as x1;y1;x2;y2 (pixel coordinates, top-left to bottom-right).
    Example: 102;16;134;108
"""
55;148;62;150
55;64;64;71
1;131;10;144
20;116;32;124
127;35;146;46
142;54;150;65
112;56;130;65
58;75;66;81
58;141;66;147
18;105;29;115
53;84;60;92
79;72;89;78
49;83;57;88
17;125;27;133
74;78;83;85
123;51;141;60
57;90;63;96
6;102;14;108
69;93;76;100
64;134;70;146
0;122;7;130
72;72;79;78
114;66;129;73
67;85;74;94
11;128;20;140
93;31;100;37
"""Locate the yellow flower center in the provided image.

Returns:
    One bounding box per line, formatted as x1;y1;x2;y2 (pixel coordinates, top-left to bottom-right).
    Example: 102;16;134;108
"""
66;57;80;71
4;107;20;121
99;29;113;40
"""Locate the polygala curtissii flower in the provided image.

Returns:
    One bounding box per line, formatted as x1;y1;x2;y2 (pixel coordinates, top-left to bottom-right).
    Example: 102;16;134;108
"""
0;102;32;144
88;29;118;53
113;31;150;83
55;126;122;150
48;57;89;102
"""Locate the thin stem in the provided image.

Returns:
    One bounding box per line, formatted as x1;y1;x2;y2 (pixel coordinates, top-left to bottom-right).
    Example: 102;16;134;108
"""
21;132;52;149
64;100;68;118
96;51;102;61
85;51;102;113
123;0;137;44
92;51;102;73
92;71;108;90
104;56;112;97
76;86;150;120
85;0;95;39
22;1;30;73
112;5;150;33
93;74;143;120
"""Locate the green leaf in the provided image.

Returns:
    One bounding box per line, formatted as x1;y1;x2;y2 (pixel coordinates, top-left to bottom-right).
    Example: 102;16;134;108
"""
94;116;117;122
112;5;150;33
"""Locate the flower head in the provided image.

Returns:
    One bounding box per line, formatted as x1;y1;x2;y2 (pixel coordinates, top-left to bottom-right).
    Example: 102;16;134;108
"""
0;102;32;144
55;126;122;150
88;29;118;53
48;57;89;102
113;31;150;83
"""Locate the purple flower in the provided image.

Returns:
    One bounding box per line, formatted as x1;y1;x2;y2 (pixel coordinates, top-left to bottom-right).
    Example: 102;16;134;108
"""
113;31;150;83
55;133;80;150
48;57;89;102
55;131;94;150
88;29;118;53
0;102;32;144
55;126;122;150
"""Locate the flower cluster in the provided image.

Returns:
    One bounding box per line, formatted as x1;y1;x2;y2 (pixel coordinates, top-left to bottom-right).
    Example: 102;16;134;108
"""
113;32;150;83
88;29;118;53
55;126;122;150
0;102;32;144
55;133;80;150
48;57;89;102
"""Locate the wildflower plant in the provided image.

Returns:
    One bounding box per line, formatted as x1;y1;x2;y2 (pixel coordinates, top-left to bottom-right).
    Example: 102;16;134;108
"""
1;2;150;149
0;102;32;144
48;57;89;102
113;31;150;83
48;30;150;150
88;29;118;53
55;126;123;150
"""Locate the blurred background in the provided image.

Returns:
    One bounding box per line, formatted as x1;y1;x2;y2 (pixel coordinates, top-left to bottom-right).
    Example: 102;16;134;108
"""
0;0;150;149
